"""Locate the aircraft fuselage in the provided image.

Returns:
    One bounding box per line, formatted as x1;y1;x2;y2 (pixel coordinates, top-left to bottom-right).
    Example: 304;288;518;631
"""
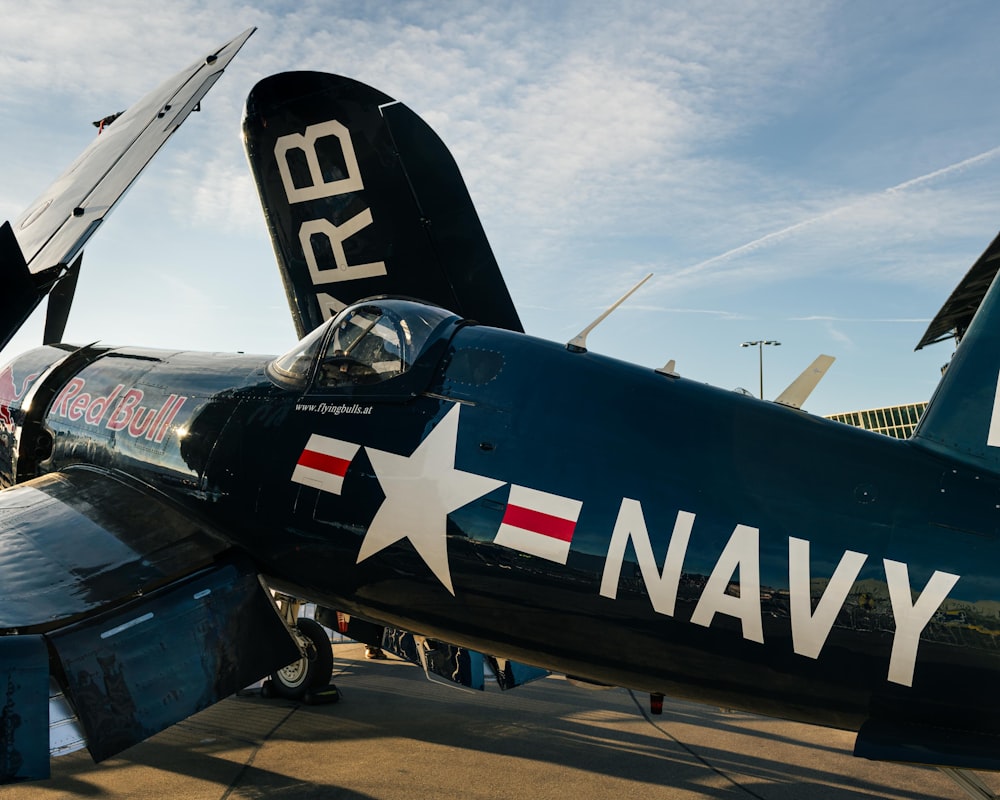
0;314;993;744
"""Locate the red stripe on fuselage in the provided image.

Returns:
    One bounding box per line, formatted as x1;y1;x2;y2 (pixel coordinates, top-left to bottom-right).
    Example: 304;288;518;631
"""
501;504;576;542
297;449;351;477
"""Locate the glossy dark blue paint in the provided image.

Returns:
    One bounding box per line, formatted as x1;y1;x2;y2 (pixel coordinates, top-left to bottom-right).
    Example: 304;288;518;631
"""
3;304;994;757
1;53;996;780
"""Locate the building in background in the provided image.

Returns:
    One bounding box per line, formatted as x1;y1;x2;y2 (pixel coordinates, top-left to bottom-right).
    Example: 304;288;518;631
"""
825;402;927;439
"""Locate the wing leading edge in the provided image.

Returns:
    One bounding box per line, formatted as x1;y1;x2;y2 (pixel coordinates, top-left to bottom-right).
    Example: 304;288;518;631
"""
0;470;299;782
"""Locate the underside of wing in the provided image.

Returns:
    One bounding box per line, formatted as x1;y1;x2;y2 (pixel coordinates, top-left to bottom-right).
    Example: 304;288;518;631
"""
0;469;298;783
916;229;1000;350
0;29;254;352
243;71;523;338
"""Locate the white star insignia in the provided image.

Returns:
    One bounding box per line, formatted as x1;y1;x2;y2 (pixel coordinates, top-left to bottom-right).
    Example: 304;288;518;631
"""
357;404;504;594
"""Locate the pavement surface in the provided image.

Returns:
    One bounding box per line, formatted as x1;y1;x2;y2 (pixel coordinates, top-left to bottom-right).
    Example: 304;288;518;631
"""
2;640;998;799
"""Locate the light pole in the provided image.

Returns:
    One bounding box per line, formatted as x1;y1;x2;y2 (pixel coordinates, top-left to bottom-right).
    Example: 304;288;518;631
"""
740;340;781;399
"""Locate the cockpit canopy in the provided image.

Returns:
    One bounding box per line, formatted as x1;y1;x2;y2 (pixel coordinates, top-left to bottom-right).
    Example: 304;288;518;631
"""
269;299;459;389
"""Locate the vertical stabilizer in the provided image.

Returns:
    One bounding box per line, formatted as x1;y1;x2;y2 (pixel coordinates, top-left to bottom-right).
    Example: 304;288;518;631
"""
242;72;522;338
912;268;1000;472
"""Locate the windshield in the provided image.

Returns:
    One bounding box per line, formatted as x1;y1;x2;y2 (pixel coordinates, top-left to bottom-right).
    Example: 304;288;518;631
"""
317;300;457;387
269;299;459;389
269;321;329;386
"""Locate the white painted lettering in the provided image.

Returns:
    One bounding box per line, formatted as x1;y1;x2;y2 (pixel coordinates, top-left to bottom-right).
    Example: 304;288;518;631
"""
599;499;694;617
275;120;364;203
318;293;347;321
988;368;1000;447
299;212;387;286
789;537;868;659
690;525;763;643
884;559;959;687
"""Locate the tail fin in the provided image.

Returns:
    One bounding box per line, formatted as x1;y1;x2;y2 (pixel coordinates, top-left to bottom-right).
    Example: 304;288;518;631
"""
242;72;522;338
912;268;1000;471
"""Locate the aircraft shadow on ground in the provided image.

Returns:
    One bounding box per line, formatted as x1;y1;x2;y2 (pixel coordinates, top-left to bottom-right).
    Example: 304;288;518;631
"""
34;645;971;800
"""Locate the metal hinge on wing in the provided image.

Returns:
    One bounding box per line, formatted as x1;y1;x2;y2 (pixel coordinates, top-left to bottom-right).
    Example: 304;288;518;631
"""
48;678;87;758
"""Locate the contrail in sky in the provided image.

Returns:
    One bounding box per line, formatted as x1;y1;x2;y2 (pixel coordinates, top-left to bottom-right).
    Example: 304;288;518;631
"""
673;144;1000;279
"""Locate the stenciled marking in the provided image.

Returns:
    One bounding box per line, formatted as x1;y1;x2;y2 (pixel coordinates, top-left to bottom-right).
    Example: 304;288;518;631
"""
294;403;963;688
274;118;386;321
293;402;374;416
598;500;960;688
51;378;187;443
101;612;154;639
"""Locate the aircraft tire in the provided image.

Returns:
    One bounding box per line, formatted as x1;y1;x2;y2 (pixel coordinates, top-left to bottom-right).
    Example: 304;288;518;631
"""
269;618;334;699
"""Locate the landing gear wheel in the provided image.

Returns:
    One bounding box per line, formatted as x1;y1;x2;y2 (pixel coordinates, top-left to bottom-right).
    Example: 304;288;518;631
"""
269;618;334;700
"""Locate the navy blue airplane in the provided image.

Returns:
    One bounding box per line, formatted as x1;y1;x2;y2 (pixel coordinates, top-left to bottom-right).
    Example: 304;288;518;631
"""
2;30;1000;794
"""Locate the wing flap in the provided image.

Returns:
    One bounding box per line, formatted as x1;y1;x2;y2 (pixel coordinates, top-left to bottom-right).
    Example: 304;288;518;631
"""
49;559;298;763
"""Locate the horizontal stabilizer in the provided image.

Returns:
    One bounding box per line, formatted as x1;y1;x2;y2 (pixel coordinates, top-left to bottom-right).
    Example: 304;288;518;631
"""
243;72;522;338
774;354;835;409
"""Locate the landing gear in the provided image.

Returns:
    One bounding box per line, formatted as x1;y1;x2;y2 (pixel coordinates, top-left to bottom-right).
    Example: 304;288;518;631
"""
264;594;338;704
267;617;333;699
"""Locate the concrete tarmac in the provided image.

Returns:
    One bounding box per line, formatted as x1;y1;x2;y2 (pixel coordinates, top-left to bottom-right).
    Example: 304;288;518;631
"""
2;640;998;799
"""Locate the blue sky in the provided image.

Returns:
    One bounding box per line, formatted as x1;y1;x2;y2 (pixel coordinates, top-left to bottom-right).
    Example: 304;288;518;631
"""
1;1;998;416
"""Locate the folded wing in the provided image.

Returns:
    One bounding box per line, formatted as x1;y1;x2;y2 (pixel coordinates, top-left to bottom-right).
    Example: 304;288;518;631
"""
0;469;298;783
0;28;255;351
